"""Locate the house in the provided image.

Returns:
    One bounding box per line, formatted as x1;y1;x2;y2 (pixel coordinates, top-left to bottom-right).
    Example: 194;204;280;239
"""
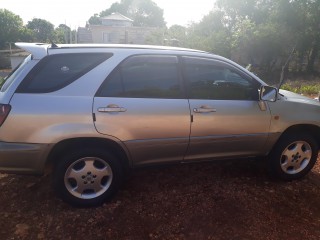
77;12;158;44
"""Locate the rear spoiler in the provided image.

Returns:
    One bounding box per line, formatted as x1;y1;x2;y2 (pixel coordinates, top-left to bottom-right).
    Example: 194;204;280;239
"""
15;42;49;60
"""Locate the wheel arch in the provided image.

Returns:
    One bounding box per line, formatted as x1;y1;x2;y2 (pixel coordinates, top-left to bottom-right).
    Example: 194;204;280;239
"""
280;124;320;145
46;137;131;172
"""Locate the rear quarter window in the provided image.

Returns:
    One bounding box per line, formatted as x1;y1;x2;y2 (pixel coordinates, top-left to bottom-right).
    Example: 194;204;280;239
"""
16;53;112;93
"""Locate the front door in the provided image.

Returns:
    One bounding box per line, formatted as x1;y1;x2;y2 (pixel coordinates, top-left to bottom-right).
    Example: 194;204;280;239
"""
181;56;271;160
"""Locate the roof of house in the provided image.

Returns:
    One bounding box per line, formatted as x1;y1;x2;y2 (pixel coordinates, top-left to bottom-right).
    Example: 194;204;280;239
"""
100;12;133;22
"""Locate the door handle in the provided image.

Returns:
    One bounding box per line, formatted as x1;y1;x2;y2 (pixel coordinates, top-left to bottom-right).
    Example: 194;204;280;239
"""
193;105;216;113
98;104;127;113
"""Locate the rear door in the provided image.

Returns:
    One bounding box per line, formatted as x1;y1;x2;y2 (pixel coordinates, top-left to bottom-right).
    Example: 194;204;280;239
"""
93;55;191;165
182;56;271;160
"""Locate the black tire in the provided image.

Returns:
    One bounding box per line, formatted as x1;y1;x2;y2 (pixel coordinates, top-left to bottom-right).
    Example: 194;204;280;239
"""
268;132;318;180
53;148;123;207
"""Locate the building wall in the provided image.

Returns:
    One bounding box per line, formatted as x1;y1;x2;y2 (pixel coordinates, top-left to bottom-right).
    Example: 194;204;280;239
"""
89;25;156;44
77;27;93;43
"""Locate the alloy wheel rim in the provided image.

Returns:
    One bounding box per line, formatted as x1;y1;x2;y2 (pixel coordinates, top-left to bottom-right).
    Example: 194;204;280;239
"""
280;141;312;174
64;157;113;199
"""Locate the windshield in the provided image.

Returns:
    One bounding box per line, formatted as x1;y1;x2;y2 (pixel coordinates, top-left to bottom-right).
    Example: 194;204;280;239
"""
0;55;32;92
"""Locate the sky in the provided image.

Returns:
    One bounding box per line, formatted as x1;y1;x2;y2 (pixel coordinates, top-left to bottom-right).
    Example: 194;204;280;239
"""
1;0;215;29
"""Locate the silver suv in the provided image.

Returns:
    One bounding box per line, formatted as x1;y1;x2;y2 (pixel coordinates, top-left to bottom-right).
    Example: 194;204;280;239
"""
0;43;319;207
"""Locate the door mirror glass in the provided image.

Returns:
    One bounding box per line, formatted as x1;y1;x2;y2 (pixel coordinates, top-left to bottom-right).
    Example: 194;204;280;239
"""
260;86;277;102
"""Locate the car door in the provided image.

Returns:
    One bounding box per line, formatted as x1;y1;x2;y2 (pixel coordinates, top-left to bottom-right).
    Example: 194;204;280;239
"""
182;56;272;161
93;55;191;165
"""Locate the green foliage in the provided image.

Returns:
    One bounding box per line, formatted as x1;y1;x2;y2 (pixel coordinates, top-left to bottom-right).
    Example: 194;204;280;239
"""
54;24;72;43
88;14;101;25
26;18;55;43
90;0;165;27
1;0;320;76
145;28;165;45
0;10;65;47
281;84;299;93
282;81;320;95
0;9;24;48
0;76;4;88
184;11;232;57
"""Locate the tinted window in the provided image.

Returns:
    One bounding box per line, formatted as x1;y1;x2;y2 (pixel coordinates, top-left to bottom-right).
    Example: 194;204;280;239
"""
17;53;112;93
97;55;182;99
182;57;259;100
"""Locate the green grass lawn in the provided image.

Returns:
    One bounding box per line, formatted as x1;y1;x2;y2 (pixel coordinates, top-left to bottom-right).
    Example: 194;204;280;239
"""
281;79;320;96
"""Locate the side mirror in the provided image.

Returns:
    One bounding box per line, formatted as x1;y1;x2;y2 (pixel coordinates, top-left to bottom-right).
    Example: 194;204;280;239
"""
260;86;277;102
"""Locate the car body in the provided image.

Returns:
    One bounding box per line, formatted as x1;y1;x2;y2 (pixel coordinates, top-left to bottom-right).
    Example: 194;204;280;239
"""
0;42;319;207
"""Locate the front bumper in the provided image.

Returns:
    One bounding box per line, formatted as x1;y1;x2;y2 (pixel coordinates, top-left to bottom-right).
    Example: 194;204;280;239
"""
0;142;51;174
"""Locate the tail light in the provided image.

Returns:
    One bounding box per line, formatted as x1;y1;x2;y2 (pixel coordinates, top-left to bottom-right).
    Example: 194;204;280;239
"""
0;104;11;127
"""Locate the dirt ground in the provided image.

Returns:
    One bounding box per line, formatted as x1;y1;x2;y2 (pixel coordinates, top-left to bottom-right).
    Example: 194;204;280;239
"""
1;157;320;240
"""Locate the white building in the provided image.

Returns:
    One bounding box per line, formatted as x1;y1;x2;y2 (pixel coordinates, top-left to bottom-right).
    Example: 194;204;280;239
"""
78;13;158;44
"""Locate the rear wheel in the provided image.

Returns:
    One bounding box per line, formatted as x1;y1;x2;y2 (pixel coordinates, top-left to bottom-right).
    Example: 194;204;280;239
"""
268;133;318;180
53;148;123;207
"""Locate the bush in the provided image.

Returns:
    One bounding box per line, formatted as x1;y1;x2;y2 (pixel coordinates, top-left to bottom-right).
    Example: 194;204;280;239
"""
281;81;320;95
0;76;4;88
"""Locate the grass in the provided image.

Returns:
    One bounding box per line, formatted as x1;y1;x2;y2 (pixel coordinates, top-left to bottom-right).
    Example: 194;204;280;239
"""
0;77;4;88
281;79;320;96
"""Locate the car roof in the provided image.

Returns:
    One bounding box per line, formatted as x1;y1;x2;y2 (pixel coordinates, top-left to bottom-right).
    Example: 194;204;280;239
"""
15;42;207;60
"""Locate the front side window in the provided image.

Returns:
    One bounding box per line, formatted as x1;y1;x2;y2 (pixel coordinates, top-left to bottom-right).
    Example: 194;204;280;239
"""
17;53;113;93
182;57;259;100
97;55;182;99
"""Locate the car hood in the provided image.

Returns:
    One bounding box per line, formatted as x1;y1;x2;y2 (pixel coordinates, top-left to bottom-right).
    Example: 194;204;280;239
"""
279;89;320;106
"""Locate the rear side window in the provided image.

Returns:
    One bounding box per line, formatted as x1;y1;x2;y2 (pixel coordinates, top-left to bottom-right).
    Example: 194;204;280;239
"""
17;53;112;93
96;55;182;99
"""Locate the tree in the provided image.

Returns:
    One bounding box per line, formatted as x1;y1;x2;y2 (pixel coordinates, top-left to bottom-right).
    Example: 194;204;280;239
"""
303;0;320;72
89;0;165;27
54;24;71;43
26;18;55;43
130;0;165;27
166;25;187;46
0;9;24;49
186;11;232;57
88;14;101;25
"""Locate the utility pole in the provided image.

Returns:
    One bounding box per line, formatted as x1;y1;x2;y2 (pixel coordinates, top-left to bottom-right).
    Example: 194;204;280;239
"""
64;20;68;44
70;27;72;44
6;42;13;54
75;27;78;43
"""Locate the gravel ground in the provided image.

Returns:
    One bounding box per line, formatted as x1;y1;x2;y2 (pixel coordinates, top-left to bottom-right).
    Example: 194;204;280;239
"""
1;157;320;240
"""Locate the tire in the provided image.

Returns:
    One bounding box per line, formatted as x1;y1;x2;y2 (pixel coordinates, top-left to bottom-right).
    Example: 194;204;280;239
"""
53;148;123;207
268;132;319;180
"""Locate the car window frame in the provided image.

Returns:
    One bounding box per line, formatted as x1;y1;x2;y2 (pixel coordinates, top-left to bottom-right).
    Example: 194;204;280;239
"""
16;52;113;94
95;54;186;99
180;56;261;101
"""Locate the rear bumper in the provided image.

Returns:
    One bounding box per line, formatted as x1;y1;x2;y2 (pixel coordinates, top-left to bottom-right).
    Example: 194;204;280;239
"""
0;141;51;174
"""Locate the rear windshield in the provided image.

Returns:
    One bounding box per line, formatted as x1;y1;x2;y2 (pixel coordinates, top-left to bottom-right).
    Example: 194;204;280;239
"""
16;53;113;93
0;55;32;92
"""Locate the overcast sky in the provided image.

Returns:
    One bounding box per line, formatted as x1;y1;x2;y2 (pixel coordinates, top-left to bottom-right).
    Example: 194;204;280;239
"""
2;0;215;28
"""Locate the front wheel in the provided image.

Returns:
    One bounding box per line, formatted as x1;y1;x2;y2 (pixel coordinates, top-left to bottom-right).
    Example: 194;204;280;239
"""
268;133;319;180
53;148;123;207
